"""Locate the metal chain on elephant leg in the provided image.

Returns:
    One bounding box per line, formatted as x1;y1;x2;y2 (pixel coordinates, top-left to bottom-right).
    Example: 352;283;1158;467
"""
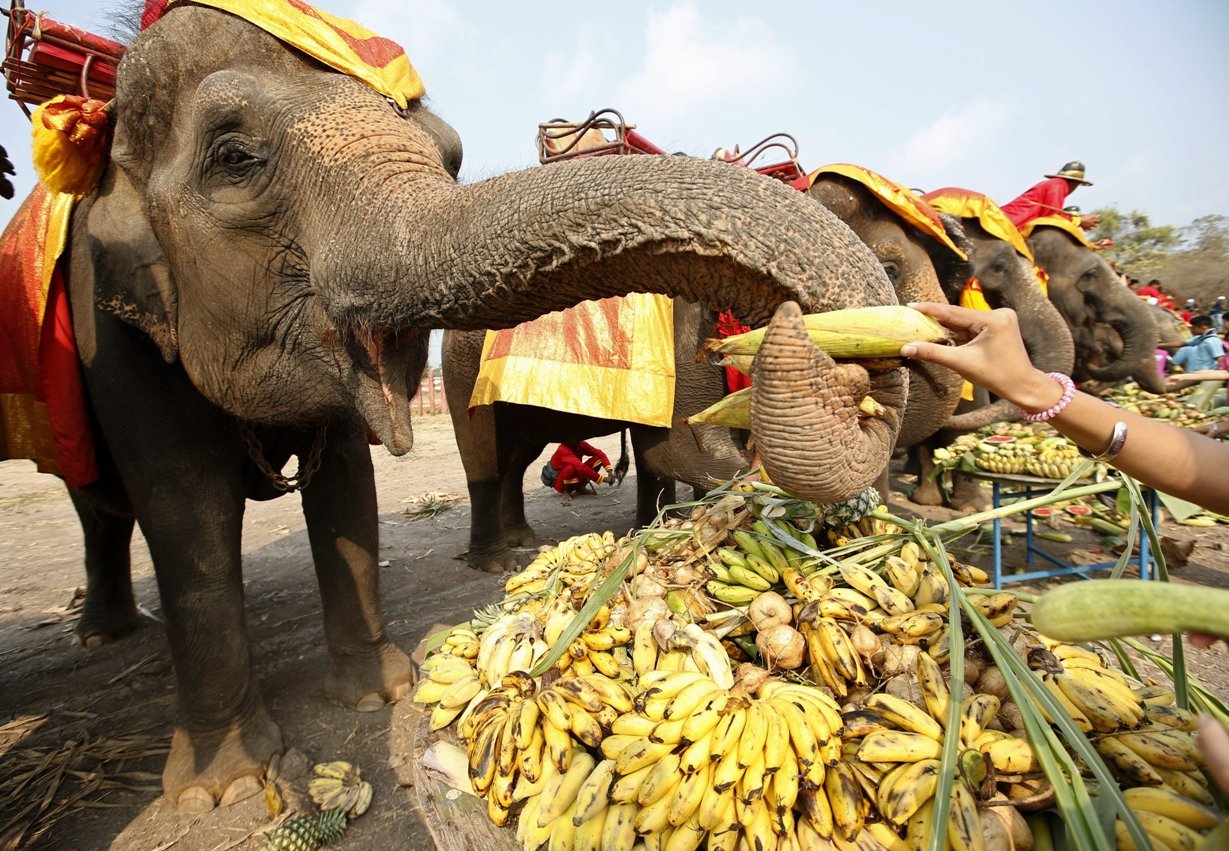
237;421;329;492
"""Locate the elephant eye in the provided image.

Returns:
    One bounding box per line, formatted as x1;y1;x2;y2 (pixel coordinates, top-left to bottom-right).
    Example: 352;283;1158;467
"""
213;138;261;177
881;261;902;285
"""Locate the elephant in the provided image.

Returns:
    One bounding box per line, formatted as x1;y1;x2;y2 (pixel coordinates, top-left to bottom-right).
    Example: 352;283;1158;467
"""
909;189;1077;506
1026;224;1164;392
11;3;915;810
443;165;971;574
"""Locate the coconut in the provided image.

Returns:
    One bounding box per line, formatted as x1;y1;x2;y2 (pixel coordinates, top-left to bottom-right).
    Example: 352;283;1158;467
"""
748;591;792;631
756;624;806;670
998;701;1025;732
976;666;1010;701
626;595;669;632
874;643;920;677
884;673;925;707
734;663;770;695
849;624;881;660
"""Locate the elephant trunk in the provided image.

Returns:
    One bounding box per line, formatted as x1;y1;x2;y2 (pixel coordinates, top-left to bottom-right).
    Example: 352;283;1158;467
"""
1086;313;1164;392
316;155;908;462
750;302;905;503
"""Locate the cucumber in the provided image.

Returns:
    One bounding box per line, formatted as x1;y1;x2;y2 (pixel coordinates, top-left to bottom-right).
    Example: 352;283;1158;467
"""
1031;579;1229;641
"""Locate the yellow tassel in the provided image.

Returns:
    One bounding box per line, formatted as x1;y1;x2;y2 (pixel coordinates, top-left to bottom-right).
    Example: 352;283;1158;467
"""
31;95;112;196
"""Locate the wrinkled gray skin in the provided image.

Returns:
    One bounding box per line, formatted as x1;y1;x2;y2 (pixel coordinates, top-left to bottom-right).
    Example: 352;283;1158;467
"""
806;176;967;448
909;217;1075;507
57;7;911;809
1028;226;1163;392
443;174;969;573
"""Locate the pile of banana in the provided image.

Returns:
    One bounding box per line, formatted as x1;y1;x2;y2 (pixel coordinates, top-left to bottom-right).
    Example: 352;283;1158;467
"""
933;426;1097;481
1102;382;1218;427
411;485;1222;851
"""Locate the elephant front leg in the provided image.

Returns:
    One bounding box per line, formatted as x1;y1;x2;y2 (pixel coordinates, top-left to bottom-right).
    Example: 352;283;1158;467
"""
68;488;141;646
146;496;281;813
909;443;947;506
302;424;413;711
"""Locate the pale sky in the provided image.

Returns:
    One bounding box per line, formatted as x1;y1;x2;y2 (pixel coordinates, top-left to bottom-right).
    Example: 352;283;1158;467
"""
3;0;1227;229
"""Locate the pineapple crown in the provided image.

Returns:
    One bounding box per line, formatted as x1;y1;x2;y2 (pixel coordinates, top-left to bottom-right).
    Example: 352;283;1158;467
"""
818;487;881;526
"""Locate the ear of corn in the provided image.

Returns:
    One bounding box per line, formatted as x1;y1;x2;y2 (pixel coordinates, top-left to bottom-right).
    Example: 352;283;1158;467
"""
704;305;951;359
686;388;751;429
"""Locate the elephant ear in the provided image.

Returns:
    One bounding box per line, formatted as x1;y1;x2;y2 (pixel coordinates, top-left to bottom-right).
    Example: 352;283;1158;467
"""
929;213;975;303
72;164;178;363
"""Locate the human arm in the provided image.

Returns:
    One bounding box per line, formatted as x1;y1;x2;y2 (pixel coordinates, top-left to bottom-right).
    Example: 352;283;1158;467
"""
900;302;1229;514
577;440;610;470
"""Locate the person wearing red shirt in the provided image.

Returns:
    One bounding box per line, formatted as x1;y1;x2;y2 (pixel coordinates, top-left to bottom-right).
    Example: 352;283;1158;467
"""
546;441;612;495
1001;161;1099;231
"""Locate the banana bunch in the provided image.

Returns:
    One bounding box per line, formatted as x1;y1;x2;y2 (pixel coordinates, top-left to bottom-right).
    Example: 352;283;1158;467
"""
541;601;631;679
706;542;784;605
974;437;1032;475
630;621;735;690
1038;640;1148;733
1025;438;1087;480
1116;785;1222;850
306;760;373;817
593;671;843;850
503;531;618;599
460;669;634;830
414;652;484;731
438;624;480;660
478;612;548;688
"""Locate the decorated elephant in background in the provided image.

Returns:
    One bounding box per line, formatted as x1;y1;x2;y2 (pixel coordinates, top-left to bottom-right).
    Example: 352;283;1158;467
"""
14;3;918;810
444;164;972;574
909;189;1077;506
1024;222;1164;392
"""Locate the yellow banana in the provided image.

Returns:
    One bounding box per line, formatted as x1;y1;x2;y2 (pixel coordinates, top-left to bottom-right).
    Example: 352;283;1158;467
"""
946;779;985;851
1115;729;1202;772
959;694;1000;748
1130;809;1205;851
541;712;575;772
634;784;678;836
873;584;916;616
636;751;684;807
839;563;888;596
1155;768;1215;806
571;757;617;826
824;761;865;840
738;702;770;767
856;731;943;763
615;736;674;776
916;651;950;722
797;788;835;840
867;693;943;741
668;761;712;828
632;621;659;676
517;723;546;785
882;555;920;597
877;758;940;828
1095;735;1165;786
513;698;541;751
879;611;943;638
1123;785;1220;830
982;737;1038;774
536;750;595;827
817;617;865;685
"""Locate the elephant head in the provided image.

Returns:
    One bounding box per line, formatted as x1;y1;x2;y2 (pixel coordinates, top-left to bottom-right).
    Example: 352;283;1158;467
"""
921;189;1076;431
1027;226;1163;392
75;6;908;503
807;171;969;447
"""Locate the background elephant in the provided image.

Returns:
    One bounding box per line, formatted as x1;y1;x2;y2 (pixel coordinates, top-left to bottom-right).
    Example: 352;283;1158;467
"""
1027;225;1164;392
444;166;971;573
22;4;913;810
909;189;1077;506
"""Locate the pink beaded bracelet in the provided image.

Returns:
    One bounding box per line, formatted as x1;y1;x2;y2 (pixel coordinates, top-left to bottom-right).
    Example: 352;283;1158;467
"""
1021;373;1076;422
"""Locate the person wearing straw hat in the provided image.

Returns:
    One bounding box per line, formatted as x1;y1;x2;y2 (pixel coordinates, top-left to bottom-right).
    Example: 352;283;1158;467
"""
1001;160;1099;231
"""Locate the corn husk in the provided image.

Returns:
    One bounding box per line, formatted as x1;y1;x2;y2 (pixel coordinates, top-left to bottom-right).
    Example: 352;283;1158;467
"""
686;388;886;428
704;305;951;358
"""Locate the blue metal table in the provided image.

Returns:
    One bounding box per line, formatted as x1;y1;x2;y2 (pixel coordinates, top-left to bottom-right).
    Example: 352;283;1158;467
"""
970;472;1159;588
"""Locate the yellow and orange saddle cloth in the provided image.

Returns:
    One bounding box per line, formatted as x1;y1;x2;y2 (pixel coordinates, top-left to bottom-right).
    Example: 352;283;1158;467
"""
469;295;677;428
1;0;424;483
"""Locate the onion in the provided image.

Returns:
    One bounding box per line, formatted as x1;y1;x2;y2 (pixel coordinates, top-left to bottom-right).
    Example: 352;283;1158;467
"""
748;591;792;631
756;624;806;670
626;595;668;631
976;666;1010;701
849;624;881;660
734;662;770;695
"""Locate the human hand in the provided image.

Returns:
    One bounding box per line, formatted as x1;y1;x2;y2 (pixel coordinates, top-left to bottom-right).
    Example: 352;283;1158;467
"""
1198;716;1229;794
899;303;1064;413
1191;421;1229;439
1080;213;1101;230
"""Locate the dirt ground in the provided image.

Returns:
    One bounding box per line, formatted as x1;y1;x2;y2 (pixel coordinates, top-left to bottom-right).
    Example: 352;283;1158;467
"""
1;415;1227;850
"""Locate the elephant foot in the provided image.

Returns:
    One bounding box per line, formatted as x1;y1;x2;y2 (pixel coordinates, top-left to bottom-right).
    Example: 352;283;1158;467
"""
324;640;413;711
164;705;282;812
467;544;518;574
951;476;992;513
75;601;143;648
909;478;947;507
503;523;536;549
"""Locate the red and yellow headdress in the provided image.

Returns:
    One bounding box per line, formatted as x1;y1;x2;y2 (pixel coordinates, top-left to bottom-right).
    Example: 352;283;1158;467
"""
802;164;967;260
1018;214;1094;249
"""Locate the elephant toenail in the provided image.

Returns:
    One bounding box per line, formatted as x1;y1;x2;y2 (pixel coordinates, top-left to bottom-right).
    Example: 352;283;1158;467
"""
220;775;263;807
83;634;107;648
177;786;216;813
356;692;386;712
